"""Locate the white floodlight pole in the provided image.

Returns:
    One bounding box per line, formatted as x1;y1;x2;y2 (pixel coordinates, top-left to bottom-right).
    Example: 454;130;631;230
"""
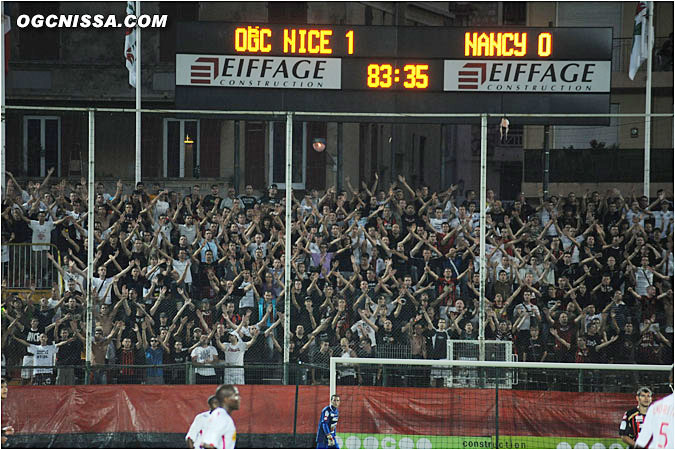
135;0;142;184
478;114;487;361
283;112;293;384
85;110;95;375
1;6;6;190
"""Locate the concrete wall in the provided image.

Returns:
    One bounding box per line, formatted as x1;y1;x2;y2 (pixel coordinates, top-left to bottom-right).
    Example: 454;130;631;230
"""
524;90;674;151
524;1;674;152
199;2;267;22
94;113;136;179
6;1;169;102
527;2;556;26
5;1;670;198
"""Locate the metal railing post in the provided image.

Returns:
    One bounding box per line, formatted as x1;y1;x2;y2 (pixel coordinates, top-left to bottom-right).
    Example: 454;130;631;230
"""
85;109;95;374
495;367;500;449
85;362;91;385
283;111;293;385
479;113;487;362
293;362;300;447
543;124;550;200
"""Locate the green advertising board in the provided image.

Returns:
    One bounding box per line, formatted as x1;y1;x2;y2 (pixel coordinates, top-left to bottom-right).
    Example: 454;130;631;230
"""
336;433;628;449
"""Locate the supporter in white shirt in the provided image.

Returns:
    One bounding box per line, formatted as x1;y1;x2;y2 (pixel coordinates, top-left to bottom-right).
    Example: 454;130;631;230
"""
47;253;85;291
202;385;241;450
300;193;316;215
191;334;219;383
63;272;85;292
351;315;377;347
65;200;86;240
494;255;515;280
626;201;648;228
247;233;268;258
429;207;447;233
27;210;58;251
220;187;244;211
152;214;174;247
662;246;674;278
143;255;163;297
153;195;170;223
28;337;56;369
12;333;71;385
91;266;115;305
485;242;504;267
172;250;193;286
634;392;674;449
556;224;583;263
186;395;220;449
633;256;660;297
443;198;458;218
94;181;116;203
237;271;256;310
217;329;258;385
1;235;8;265
652;201;674;238
468;203;480;229
178;215;198;244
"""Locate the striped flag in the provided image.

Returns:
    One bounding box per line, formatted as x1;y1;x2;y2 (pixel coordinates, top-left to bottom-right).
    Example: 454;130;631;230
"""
3;4;10;73
124;1;137;87
628;1;654;80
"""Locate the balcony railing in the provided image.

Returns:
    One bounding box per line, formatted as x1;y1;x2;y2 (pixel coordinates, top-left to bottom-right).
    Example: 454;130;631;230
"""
3;243;63;291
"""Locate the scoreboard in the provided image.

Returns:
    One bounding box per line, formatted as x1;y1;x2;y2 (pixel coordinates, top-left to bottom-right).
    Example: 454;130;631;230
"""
175;23;612;124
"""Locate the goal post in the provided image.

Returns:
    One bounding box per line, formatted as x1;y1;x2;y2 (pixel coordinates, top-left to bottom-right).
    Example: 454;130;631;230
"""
329;357;671;449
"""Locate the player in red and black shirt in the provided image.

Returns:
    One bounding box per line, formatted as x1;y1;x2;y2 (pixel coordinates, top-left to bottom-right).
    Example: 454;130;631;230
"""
619;386;653;448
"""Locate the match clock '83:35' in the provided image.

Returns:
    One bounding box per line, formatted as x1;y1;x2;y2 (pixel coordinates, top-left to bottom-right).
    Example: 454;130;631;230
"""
366;64;429;89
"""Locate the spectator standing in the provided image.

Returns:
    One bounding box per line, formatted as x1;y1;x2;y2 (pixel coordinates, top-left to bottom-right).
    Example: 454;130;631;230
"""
115;328;143;384
142;323;169;384
191;332;219;384
12;333;62;385
55;327;83;385
217;326;258;385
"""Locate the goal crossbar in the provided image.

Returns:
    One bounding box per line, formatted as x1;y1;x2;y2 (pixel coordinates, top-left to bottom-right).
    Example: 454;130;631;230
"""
329;357;671;397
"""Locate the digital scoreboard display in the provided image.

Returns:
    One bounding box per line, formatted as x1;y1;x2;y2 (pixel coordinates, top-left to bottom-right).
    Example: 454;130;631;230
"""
175;23;612;124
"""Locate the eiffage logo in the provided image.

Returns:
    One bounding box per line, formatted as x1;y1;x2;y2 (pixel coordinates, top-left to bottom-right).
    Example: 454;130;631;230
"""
190;57;220;84
458;63;487;90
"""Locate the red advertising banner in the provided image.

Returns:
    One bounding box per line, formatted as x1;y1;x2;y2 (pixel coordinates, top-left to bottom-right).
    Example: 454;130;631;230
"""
0;385;661;439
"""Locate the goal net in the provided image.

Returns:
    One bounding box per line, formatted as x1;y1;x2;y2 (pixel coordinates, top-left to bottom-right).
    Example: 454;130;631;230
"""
329;357;671;449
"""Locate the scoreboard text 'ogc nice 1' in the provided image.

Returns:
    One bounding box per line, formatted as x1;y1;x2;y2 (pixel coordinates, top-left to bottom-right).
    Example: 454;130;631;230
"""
175;23;612;124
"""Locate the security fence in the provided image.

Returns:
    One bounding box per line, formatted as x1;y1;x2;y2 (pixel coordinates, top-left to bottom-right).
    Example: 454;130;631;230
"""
2;362;319;387
4;359;669;395
1;104;673;395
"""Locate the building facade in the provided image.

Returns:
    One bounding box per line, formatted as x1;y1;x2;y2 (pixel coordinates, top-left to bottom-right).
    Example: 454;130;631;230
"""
4;1;673;197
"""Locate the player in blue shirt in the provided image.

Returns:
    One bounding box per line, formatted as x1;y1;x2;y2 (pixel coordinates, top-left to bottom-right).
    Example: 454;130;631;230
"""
316;394;340;449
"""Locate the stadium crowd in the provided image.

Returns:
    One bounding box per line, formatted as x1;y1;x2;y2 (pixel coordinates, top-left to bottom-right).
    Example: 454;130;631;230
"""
1;169;673;386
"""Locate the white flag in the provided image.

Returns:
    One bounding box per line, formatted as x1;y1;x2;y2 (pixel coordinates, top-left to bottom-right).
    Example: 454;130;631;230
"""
124;1;137;87
628;1;654;80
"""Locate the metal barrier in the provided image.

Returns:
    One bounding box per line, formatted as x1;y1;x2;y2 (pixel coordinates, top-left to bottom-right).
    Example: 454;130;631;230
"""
3;359;670;394
2;362;316;386
3;243;63;291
